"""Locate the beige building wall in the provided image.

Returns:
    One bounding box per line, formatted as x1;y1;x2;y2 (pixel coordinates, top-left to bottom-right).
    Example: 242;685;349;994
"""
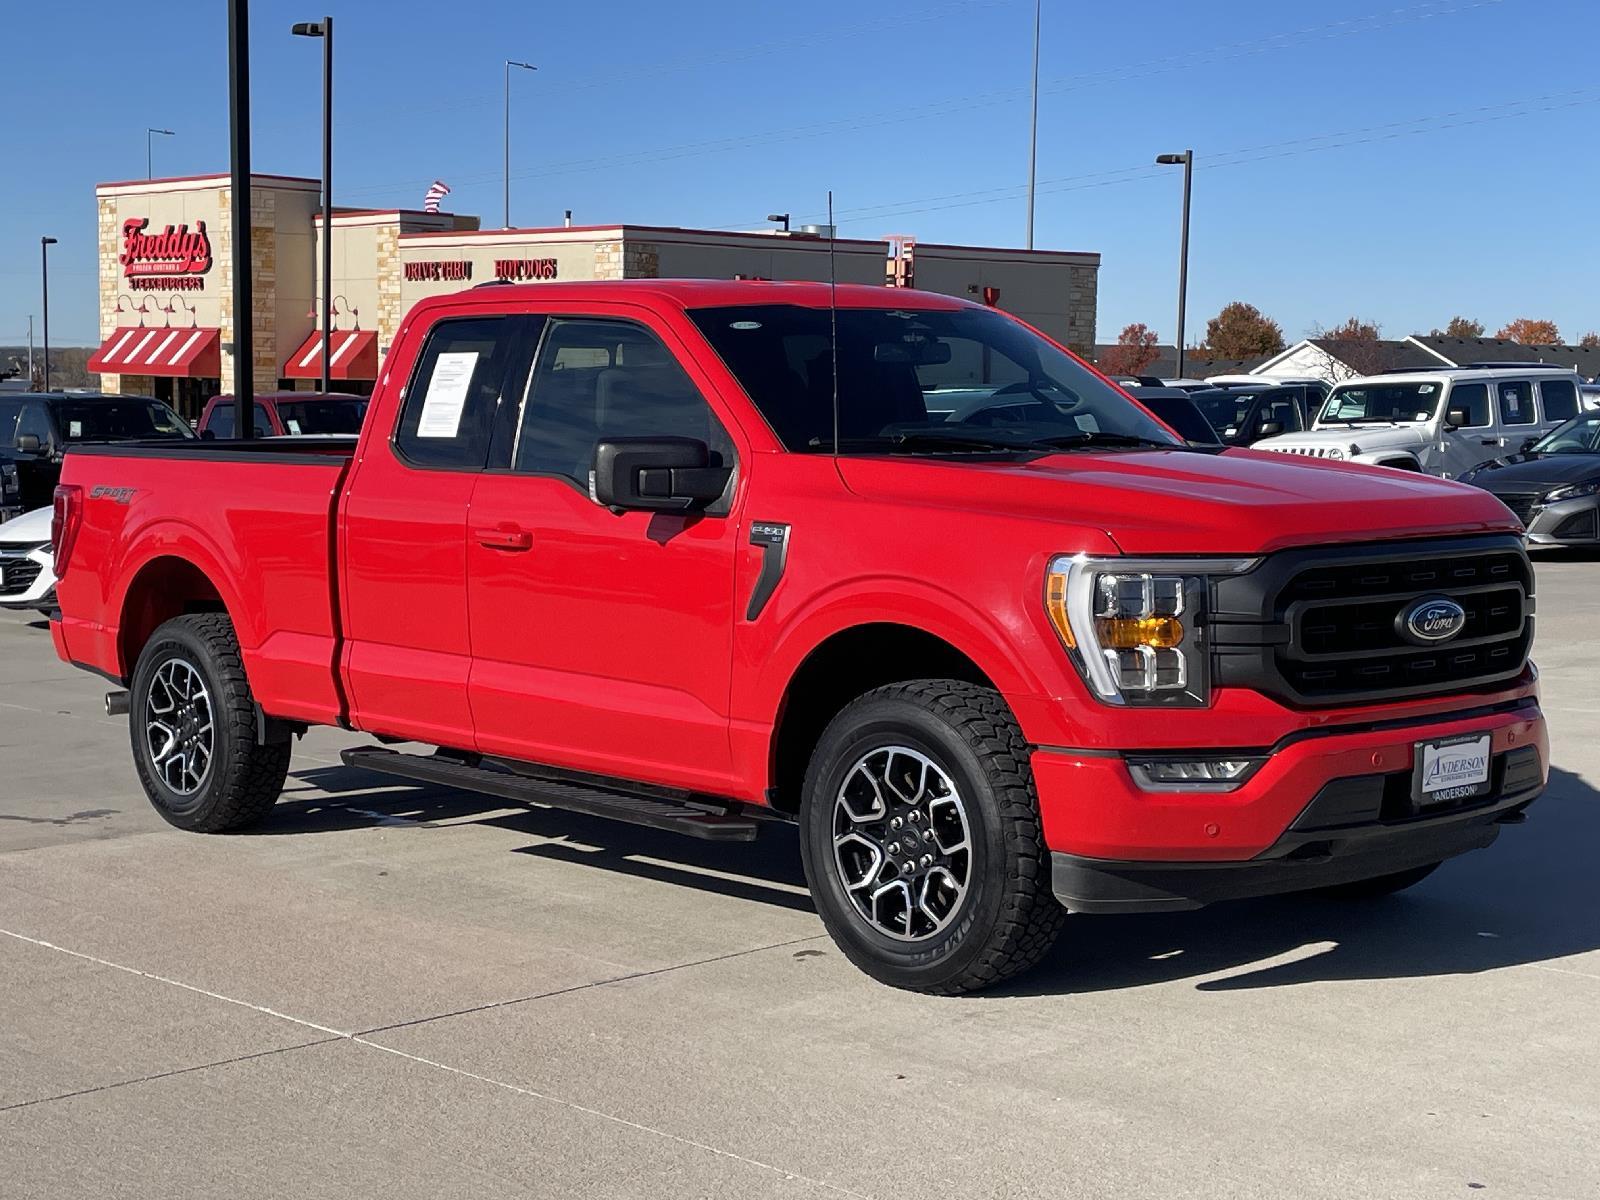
907;244;1099;356
636;231;888;285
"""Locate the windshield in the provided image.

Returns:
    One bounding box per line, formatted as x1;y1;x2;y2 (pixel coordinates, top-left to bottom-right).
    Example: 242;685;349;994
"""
688;304;1180;455
1532;412;1600;454
1187;390;1259;433
1318;382;1442;425
275;399;366;435
55;399;193;442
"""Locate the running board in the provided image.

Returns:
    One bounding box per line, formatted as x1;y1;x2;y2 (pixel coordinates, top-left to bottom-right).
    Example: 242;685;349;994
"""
339;746;760;842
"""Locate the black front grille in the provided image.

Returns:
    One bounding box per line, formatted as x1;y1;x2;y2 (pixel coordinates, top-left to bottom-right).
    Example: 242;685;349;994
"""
1213;536;1533;707
1493;491;1540;527
0;557;43;596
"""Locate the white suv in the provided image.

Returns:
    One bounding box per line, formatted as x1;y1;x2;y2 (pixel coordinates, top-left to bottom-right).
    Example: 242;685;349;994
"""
0;506;57;615
1253;367;1584;478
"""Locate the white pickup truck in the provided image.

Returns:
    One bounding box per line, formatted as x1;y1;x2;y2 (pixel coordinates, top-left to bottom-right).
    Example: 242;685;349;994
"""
1254;366;1584;478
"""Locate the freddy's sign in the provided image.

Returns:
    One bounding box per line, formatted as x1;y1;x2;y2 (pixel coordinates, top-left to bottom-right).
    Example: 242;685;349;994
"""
120;217;213;279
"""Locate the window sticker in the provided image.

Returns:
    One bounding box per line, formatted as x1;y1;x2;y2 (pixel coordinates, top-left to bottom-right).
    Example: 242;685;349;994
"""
1419;385;1435;394
68;420;83;437
416;351;478;438
286;419;302;435
731;320;762;331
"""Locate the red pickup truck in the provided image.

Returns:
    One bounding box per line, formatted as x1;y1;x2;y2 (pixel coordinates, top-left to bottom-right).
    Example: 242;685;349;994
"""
50;280;1547;993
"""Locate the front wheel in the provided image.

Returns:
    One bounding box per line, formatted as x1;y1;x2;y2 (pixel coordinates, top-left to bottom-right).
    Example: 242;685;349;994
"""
798;680;1065;994
128;613;290;832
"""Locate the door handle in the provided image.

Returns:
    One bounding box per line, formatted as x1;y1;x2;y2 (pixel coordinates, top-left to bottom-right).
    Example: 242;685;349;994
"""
1480;438;1498;445
475;525;533;551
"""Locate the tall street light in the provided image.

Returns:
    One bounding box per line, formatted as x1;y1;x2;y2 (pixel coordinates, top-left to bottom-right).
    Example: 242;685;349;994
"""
292;17;334;397
1156;150;1194;378
504;59;537;228
146;127;175;180
1025;0;1041;249
40;238;57;391
228;0;254;439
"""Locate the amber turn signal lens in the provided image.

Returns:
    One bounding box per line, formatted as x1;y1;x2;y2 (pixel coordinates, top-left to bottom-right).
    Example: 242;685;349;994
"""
1094;615;1184;649
1045;571;1074;648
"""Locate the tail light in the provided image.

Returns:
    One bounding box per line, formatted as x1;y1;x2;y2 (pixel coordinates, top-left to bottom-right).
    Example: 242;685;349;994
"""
51;485;83;574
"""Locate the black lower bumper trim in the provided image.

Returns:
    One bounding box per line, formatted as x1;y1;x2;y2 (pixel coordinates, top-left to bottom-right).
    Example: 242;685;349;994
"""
1052;779;1543;914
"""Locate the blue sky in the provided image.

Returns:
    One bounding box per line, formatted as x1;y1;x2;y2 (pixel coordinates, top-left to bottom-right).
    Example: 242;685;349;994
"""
2;0;1594;349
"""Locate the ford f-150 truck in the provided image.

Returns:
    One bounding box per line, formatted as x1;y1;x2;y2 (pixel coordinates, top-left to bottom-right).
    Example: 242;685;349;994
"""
50;280;1547;994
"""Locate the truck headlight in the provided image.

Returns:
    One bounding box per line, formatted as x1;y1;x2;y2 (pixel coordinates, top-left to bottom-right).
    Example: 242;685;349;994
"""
1325;447;1346;460
1545;481;1600;503
1045;555;1259;706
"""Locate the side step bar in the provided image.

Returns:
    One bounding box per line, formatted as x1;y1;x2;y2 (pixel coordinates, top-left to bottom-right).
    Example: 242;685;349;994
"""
339;746;760;842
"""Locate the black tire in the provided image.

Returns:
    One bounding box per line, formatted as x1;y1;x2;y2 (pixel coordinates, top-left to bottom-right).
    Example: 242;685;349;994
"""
1318;862;1441;899
797;680;1065;994
128;613;290;833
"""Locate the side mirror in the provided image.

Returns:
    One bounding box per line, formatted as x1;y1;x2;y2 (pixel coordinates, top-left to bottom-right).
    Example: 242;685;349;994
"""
199;429;217;440
1519;435;1539;454
593;438;731;513
1259;420;1284;437
15;434;41;454
1445;408;1468;430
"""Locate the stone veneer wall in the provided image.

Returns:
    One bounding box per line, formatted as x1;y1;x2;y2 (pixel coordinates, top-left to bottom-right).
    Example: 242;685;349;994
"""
1065;263;1098;359
95;197;122;394
216;187;281;394
375;222;403;358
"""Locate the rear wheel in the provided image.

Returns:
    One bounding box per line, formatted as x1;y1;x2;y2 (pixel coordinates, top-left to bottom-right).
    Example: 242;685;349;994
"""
129;613;290;833
1318;862;1441;899
798;680;1064;994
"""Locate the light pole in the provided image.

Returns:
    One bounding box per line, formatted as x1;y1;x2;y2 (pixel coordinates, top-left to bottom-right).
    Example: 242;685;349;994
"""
292;17;333;397
40;238;57;392
1156;150;1194;378
146;127;174;179
504;59;536;228
228;0;254;438
766;213;790;233
1025;0;1041;249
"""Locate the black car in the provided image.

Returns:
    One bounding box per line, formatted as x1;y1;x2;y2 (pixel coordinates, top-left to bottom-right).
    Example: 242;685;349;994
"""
0;393;194;517
1458;410;1600;546
1186;383;1327;447
1124;387;1224;447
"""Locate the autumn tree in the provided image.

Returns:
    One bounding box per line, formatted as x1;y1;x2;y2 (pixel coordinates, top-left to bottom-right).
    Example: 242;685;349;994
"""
1204;302;1285;360
1309;317;1387;381
1496;318;1561;345
1434;316;1484;338
1580;332;1600;350
1099;322;1161;375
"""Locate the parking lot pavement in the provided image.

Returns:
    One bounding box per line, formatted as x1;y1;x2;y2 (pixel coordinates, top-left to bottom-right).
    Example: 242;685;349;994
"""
2;558;1596;1200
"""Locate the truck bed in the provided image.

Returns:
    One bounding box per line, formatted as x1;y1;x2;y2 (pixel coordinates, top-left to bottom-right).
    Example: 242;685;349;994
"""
54;440;356;726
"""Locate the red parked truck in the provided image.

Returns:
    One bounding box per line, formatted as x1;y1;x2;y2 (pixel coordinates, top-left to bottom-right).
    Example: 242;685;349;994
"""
50;281;1547;993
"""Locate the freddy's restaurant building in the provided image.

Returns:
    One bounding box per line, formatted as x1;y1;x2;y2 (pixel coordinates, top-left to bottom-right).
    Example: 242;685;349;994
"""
91;172;1102;420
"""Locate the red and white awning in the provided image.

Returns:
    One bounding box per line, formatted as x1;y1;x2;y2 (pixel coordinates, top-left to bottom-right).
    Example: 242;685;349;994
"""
88;325;221;377
283;329;378;380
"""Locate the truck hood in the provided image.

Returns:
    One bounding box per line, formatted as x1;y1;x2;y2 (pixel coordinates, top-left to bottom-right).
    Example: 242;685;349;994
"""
1255;425;1430;455
837;447;1518;555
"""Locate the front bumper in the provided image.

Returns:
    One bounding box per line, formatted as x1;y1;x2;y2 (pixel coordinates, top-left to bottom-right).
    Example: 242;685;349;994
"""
1523;495;1600;546
1032;698;1547;912
0;545;56;610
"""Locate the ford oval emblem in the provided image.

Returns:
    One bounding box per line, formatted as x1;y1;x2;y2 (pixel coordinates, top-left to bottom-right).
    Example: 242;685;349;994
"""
1397;596;1468;645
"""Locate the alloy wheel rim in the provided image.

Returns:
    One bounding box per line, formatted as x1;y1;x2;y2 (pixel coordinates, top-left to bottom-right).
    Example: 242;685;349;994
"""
145;658;215;797
831;745;972;942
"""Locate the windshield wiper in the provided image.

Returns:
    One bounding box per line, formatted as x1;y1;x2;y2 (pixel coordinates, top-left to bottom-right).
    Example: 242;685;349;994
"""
885;430;1039;452
1027;431;1180;451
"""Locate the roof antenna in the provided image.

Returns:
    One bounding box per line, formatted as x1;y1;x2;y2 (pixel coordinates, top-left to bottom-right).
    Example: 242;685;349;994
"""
828;190;840;457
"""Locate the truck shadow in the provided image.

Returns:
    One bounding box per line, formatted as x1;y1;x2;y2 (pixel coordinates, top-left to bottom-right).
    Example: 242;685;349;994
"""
1003;765;1600;996
272;764;1598;993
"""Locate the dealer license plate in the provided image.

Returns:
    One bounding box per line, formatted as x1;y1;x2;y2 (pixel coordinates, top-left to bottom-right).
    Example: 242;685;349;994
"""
1414;734;1493;806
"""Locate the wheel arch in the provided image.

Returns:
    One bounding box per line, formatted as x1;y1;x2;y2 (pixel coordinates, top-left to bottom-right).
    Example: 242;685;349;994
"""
765;622;1002;815
116;553;239;682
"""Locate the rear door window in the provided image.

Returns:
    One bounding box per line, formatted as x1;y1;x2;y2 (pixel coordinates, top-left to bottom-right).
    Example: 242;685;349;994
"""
395;316;533;470
1447;383;1491;428
1538;379;1578;422
1497;381;1535;426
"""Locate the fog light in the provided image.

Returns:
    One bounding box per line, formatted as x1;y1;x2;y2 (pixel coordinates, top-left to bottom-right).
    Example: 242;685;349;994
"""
1127;757;1262;791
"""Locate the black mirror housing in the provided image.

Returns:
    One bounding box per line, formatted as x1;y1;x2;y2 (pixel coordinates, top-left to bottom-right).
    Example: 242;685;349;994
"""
15;434;42;454
593;438;731;512
1258;420;1284;437
1445;408;1468;429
